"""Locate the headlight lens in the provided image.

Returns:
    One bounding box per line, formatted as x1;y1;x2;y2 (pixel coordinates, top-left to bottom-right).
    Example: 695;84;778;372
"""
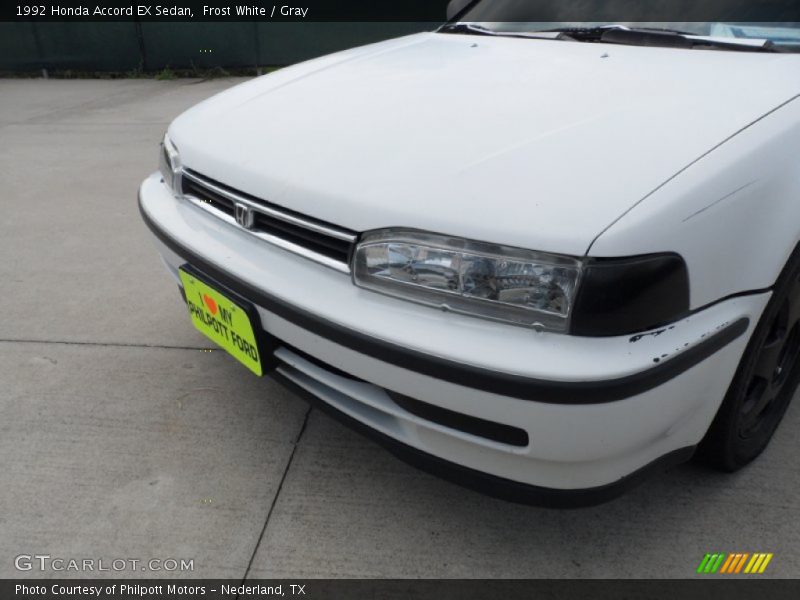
159;133;182;193
352;230;581;331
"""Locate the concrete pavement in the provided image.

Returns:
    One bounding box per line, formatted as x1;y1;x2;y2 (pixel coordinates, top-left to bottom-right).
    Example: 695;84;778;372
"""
0;79;798;579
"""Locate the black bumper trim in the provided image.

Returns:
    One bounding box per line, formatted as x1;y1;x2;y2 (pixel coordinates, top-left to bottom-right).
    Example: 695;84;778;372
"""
140;196;749;404
272;370;696;508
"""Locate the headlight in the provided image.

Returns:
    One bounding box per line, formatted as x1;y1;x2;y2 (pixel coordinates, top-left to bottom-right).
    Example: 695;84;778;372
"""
352;229;582;331
159;133;182;193
353;229;691;335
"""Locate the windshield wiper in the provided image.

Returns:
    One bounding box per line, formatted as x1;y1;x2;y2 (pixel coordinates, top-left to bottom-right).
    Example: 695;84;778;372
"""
440;22;567;41
541;25;779;53
439;23;497;36
541;25;694;37
441;23;780;52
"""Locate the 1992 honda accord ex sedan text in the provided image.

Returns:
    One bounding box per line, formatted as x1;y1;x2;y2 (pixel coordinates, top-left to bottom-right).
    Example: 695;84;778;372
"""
139;7;800;507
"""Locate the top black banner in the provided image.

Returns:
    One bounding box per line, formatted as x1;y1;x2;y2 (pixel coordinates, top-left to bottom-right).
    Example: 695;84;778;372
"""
4;0;800;23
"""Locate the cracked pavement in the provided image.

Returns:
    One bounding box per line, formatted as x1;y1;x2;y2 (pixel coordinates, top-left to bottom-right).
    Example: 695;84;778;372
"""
0;78;798;579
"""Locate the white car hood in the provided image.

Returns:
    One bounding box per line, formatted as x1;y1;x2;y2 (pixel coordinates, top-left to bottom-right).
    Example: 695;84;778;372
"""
171;32;800;256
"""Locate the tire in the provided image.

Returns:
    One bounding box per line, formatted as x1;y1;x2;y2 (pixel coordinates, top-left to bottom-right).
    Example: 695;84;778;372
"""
697;243;800;471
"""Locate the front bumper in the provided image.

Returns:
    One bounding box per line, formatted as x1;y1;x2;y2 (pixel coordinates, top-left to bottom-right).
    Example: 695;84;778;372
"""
139;173;768;506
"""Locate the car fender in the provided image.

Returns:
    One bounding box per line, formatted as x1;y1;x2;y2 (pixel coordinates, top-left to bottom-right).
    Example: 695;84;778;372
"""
589;95;800;310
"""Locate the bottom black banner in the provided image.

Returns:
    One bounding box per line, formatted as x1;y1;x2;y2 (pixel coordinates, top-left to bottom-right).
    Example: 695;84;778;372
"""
3;580;800;600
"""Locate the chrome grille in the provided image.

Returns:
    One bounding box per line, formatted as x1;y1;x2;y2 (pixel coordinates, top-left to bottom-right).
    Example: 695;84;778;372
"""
180;169;356;273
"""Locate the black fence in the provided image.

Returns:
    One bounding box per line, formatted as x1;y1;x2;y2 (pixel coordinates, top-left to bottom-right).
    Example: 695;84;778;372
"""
0;22;438;73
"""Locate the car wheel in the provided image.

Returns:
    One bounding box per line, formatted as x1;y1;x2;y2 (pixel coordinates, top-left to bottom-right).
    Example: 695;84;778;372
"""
698;244;800;471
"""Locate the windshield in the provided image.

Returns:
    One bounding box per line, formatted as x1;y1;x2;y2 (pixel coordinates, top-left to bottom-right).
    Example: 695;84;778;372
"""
452;1;800;50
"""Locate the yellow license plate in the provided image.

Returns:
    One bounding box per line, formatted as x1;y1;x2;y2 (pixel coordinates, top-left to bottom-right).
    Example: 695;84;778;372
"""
178;267;263;376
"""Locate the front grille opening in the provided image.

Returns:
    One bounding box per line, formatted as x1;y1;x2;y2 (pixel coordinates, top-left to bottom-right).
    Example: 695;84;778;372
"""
182;176;236;217
180;169;355;268
251;212;351;263
388;392;529;447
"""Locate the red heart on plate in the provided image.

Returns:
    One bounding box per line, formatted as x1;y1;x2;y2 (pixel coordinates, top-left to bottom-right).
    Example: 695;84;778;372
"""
203;294;218;315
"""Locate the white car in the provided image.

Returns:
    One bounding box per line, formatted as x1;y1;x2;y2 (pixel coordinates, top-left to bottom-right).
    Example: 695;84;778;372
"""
139;8;800;506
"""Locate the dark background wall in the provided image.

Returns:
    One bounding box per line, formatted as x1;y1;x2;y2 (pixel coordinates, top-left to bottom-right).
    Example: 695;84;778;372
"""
0;21;443;73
